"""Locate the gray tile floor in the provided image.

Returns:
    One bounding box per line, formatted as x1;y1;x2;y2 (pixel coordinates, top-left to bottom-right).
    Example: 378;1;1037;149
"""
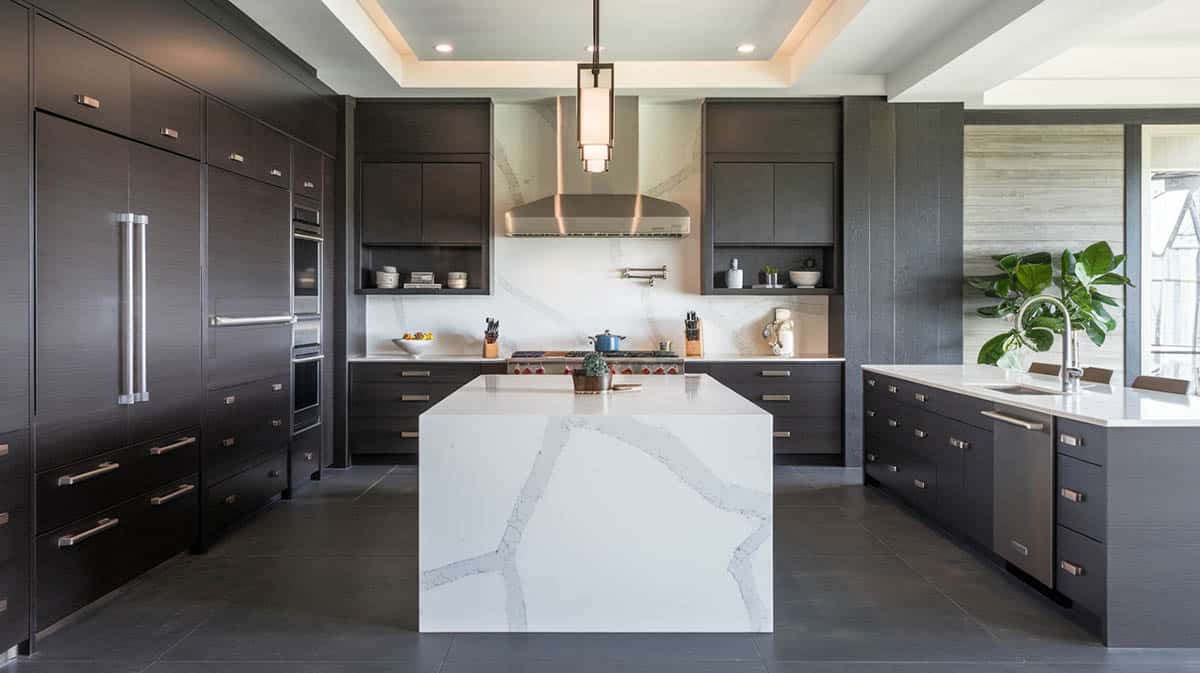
9;466;1200;673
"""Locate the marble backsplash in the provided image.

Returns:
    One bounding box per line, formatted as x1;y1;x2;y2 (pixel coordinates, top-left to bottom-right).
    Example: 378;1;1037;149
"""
365;99;830;356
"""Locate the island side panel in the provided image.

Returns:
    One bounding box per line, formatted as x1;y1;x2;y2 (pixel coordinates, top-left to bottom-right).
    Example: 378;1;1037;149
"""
418;412;773;632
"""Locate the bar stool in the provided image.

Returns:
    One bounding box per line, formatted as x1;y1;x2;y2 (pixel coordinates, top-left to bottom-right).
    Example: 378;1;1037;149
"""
1131;375;1192;395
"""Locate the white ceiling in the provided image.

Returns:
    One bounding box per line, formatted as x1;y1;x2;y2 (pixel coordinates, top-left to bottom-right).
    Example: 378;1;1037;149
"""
231;0;1200;107
376;0;811;61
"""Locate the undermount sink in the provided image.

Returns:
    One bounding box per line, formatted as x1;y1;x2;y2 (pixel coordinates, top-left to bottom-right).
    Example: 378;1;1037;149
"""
983;384;1064;396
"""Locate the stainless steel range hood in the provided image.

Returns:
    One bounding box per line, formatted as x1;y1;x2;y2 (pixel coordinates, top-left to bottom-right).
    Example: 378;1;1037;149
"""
504;97;690;238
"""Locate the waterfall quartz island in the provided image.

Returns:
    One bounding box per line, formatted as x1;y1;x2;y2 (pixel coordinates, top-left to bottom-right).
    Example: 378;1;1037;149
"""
418;374;774;633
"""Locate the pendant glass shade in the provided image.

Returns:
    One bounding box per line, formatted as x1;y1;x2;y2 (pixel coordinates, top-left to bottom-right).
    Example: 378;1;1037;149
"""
577;62;614;174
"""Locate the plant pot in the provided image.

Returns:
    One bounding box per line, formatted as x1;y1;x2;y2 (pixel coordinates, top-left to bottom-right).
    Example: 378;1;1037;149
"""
572;372;612;394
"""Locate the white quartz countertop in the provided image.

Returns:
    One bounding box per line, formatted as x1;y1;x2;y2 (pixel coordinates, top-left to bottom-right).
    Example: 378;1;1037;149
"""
688;354;844;363
350;354;503;363
351;353;844;364
863;364;1200;428
425;374;769;417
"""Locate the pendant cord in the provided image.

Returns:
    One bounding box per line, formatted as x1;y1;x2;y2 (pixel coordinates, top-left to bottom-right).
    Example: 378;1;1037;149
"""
592;0;600;84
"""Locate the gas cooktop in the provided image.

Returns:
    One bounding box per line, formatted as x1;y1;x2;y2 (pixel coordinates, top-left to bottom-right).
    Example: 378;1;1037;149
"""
510;350;680;359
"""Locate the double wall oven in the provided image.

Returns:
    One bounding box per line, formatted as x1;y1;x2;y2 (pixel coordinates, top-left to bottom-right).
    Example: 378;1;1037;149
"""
292;200;323;434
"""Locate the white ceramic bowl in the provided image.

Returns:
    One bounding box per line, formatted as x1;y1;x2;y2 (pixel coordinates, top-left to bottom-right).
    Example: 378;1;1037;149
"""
789;270;822;287
392;337;434;357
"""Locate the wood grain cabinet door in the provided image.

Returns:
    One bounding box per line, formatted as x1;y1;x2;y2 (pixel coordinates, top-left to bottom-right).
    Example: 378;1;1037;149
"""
0;0;30;436
773;162;835;244
128;144;203;439
34;15;131;138
421;162;483;244
360;162;422;244
34;113;131;470
130;63;202;160
712;162;773;244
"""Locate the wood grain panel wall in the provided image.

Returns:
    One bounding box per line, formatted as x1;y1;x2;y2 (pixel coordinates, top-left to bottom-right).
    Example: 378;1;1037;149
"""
840;97;964;467
963;125;1125;373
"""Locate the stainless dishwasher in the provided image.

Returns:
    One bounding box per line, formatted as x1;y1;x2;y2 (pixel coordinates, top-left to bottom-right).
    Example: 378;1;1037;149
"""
984;404;1055;587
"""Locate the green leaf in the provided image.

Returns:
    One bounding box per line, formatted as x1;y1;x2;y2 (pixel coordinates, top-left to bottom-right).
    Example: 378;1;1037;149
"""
1074;261;1093;285
1090;290;1119;307
1092;272;1130;286
996;349;1026;371
976;305;1001;317
997;254;1021;271
1025;327;1055;352
1112;253;1126;269
995;277;1012;297
966;275;1003;292
1029;315;1065;333
978;331;1016;365
1068;285;1093;311
1015;263;1053;295
1085;319;1107;347
1079;241;1115;276
1021;252;1053;265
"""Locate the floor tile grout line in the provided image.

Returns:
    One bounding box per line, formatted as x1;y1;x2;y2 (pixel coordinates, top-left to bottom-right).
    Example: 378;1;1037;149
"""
352;466;400;502
435;634;456;673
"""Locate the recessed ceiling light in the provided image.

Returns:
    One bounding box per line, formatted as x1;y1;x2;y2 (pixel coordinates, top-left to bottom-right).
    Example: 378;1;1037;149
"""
586;44;606;53
434;43;454;54
737;43;756;54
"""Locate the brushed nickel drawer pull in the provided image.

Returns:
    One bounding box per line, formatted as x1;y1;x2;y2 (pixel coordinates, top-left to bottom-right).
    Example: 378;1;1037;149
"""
402;394;431;402
981;410;1045;431
58;461;120;486
149;436;196;456
75;94;101;109
271;419;283;427
224;494;238;505
228;152;245;163
1011;540;1030;557
303;180;315;189
887;384;898;394
887;464;899;473
1060;560;1085;576
949;437;969;450
866;453;877;462
762;394;791;402
269;168;283;177
0;599;6;613
401;370;431;377
866;378;876;387
150;483;194;506
160;127;179;139
866;410;876;417
0;512;8;526
268;469;281;478
303;452;314;461
913;479;927;490
222;437;236;448
0;443;8;457
272;383;284;392
1059;433;1081;447
224;395;237;405
1060;487;1086;503
761;370;790;378
401;431;419;439
773;431;792;439
913;428;927;439
914;392;927;402
887;418;899;428
58;517;119;547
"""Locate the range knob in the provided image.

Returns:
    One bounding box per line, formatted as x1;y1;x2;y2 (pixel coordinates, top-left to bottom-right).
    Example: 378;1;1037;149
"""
563;367;573;375
654;367;666;375
523;368;533;375
641;367;651;375
535;367;545;375
622;367;634;375
512;368;521;375
667;367;678;374
609;367;617;374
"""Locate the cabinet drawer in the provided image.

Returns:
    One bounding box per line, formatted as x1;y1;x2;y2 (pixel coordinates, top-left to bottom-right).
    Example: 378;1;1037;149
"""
350;417;418;455
37;428;199;534
130;63;201;159
206;323;292;391
1056;418;1106;466
937;390;995;432
772;417;840;454
292;142;322;198
863;434;892;484
204;379;289;482
941;417;994;548
1057;454;1106;542
0;505;29;568
1056;525;1106;618
206;98;256;179
35;16;131;137
350;382;462;417
0;430;29;513
0;558;29;652
37;475;197;629
351;362;481;384
204;451;286;541
906;410;941;461
255;122;290;188
902;452;938;518
708;362;843;384
290;424;322;486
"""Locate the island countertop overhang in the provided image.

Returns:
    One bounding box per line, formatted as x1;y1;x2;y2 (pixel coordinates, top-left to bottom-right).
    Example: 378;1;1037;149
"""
863;364;1200;428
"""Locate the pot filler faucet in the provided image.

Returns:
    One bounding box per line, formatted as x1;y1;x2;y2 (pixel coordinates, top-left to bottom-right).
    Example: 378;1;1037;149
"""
1016;296;1082;393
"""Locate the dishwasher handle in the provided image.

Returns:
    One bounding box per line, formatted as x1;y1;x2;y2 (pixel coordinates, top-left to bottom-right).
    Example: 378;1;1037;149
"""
980;409;1045;431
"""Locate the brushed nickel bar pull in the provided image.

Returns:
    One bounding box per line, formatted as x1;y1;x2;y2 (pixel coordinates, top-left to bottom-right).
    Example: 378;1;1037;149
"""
57;517;119;547
224;494;238;505
1060;560;1085;576
1060;487;1086;503
228;152;245;163
272;383;284;391
866;453;877;462
209;314;296;327
1059;433;1082;447
402;394;430;402
268;168;283;177
149;436;196;456
303;180;315;189
1011;540;1030;557
0;443;8;457
271;419;283;427
303;452;314;461
887;418;899;428
761;370;791;377
222;437;236;448
0;512;8;526
401;370;431;377
866;410;876;417
268;469;281;478
160;127;179;139
57;462;120;486
949;437;970;450
913;428;927;439
224;395;237;405
292;354;325;363
134;214;149;403
401;431;419;439
981;410;1045;431
762;394;791;402
913;392;927;402
293;231;324;243
119;214;136;405
150;483;195;506
887;464;899;473
866;378;876;387
887;384;898;394
913;479;927;490
0;599;5;613
773;431;792;438
75;94;101;109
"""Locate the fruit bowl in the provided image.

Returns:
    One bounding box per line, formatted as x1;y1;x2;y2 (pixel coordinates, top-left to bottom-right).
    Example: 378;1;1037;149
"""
393;334;435;357
789;270;822;288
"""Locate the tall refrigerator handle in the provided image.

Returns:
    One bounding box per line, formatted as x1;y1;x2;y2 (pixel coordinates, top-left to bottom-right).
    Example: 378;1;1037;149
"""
118;214;137;405
134;214;150;403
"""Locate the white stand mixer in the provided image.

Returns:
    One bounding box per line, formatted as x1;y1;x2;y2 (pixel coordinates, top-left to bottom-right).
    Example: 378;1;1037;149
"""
762;308;795;357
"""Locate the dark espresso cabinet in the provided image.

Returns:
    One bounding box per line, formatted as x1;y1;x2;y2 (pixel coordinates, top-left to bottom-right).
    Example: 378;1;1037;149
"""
361;162;422;244
711;163;774;244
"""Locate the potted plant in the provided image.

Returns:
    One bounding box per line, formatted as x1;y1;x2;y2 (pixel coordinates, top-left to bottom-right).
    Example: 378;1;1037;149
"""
966;241;1132;368
573;352;612;394
763;265;780;288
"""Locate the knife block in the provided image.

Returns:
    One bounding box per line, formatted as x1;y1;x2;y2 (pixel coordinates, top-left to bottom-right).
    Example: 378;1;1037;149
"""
685;319;703;357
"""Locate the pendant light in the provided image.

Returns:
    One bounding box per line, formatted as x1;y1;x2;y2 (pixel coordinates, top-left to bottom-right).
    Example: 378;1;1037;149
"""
577;0;613;173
